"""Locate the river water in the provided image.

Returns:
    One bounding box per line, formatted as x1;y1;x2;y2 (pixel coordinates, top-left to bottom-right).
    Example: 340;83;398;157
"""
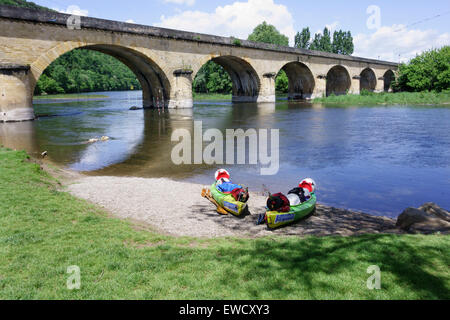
1;90;449;217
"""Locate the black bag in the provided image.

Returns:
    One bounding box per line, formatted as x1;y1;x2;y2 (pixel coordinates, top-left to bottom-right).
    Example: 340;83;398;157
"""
267;193;290;212
288;187;308;203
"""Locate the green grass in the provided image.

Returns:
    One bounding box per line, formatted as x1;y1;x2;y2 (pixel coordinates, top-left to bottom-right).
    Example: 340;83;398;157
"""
313;91;450;105
0;147;449;299
193;92;232;101
34;93;109;100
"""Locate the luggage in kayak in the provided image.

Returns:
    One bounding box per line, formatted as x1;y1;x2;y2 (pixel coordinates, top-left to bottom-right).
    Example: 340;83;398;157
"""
259;193;317;228
210;183;248;216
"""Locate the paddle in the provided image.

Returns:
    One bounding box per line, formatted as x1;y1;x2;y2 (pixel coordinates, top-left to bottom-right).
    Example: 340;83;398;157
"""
201;188;229;215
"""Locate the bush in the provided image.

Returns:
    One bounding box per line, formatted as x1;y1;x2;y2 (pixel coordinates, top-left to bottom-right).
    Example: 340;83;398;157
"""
394;46;450;92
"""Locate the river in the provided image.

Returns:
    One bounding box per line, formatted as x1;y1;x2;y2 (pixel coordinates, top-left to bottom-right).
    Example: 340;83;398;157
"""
1;90;449;218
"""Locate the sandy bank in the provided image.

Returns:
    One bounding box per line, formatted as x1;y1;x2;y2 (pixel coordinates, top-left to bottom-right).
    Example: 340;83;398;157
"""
66;176;402;238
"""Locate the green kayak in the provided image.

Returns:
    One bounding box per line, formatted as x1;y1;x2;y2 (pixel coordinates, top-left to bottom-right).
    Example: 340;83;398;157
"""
263;193;317;228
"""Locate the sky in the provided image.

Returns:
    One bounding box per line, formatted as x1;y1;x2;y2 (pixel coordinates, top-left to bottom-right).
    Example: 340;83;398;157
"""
32;0;450;62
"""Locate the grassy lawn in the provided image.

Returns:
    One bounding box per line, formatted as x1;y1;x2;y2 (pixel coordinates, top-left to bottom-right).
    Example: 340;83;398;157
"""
193;92;232;101
0;147;449;299
34;93;109;100
313;91;450;105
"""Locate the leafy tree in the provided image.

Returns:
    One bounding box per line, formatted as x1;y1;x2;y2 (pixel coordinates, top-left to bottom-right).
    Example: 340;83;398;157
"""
332;30;354;55
193;61;232;94
295;28;311;49
0;0;53;11
394;46;450;92
247;21;289;46
309;33;322;51
35;49;142;95
319;28;332;53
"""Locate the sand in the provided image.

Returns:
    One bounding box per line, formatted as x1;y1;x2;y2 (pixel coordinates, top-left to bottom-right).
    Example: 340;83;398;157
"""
67;176;402;238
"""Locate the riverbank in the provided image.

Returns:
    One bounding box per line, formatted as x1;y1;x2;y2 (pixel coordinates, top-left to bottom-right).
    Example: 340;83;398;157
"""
67;176;400;238
1;148;449;299
313;91;450;105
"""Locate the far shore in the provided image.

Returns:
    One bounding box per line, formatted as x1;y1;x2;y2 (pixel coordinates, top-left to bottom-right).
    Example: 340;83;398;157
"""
33;91;450;105
34;93;110;100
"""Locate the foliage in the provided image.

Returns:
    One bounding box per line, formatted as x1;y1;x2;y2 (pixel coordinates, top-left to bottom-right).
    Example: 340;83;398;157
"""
0;0;53;11
0;147;449;299
193;61;232;94
276;70;289;93
247;21;289;46
393;46;450;92
332;30;354;55
294;28;311;49
34;49;142;95
299;27;354;55
313;90;450;105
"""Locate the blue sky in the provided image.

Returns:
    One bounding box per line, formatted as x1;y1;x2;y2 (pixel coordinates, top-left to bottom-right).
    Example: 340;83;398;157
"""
33;0;450;62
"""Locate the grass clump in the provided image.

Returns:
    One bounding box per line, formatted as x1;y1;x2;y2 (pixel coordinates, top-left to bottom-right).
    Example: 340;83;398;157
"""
313;90;450;105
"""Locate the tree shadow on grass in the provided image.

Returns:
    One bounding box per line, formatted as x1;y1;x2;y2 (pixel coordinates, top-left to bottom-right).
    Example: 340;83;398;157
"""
205;235;450;299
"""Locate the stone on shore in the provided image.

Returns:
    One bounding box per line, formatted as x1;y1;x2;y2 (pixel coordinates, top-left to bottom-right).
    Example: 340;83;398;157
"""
396;204;450;234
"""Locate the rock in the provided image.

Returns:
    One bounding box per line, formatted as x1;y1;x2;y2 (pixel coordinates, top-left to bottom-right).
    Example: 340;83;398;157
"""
396;207;450;234
409;220;450;235
418;203;450;222
129;106;141;110
396;208;434;230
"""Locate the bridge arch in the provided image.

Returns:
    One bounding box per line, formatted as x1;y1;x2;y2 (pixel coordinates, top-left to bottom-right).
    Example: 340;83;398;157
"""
383;70;395;92
326;65;351;96
193;55;261;102
360;68;377;92
278;62;315;100
30;42;171;108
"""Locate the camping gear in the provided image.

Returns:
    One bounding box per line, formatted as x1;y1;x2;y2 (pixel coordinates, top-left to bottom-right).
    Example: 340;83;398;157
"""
258;192;317;229
288;187;311;203
266;193;290;212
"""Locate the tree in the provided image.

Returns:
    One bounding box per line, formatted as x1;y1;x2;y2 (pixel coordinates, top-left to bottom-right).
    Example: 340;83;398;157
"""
394;46;450;92
319;27;332;53
247;21;289;46
295;27;311;49
309;33;322;51
193;61;232;94
332;30;354;55
35;49;142;95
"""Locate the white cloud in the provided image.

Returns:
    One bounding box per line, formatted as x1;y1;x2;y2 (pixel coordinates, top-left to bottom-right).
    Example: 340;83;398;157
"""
126;19;135;23
354;24;450;63
155;0;296;45
164;0;196;6
54;5;89;16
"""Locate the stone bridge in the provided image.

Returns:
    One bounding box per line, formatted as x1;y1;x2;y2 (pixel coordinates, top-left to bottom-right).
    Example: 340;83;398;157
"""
0;5;398;122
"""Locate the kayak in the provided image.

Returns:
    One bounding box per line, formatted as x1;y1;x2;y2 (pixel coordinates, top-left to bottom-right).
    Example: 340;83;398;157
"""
210;183;248;216
263;193;317;228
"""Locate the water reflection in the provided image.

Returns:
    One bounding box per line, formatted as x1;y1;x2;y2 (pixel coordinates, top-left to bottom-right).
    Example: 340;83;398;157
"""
0;121;40;156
